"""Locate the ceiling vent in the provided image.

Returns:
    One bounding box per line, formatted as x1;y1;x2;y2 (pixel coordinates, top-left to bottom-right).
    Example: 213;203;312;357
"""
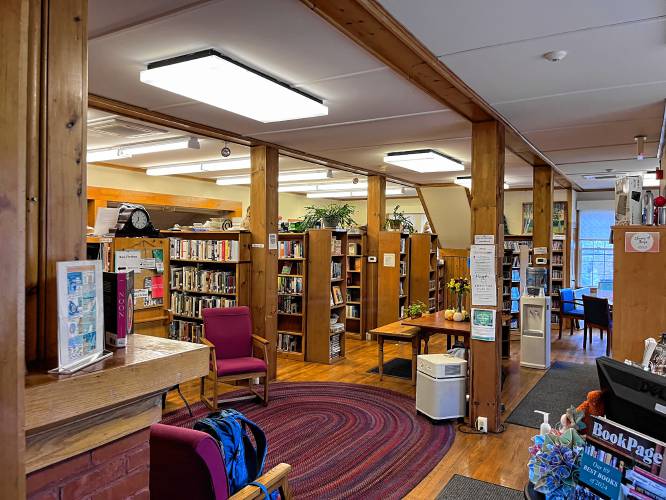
88;117;169;139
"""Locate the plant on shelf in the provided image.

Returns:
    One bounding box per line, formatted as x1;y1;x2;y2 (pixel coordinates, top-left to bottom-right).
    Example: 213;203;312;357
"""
446;277;470;322
384;205;415;233
406;301;428;319
300;203;356;230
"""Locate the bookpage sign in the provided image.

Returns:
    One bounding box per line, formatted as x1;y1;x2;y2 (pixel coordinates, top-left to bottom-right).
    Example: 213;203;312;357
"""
52;260;111;374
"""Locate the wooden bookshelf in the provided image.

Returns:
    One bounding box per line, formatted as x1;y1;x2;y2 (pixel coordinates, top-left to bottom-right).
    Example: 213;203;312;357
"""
163;230;251;343
503;234;533;330
408;233;440;313
437;260;446;311
277;233;307;361
305;229;347;364
345;232;366;339
377;231;410;326
550;201;569;326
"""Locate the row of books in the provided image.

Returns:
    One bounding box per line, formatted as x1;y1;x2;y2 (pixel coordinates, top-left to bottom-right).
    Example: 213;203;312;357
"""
348;242;361;256
552;269;563;280
330;332;342;359
169;238;240;262
280;261;303;275
346;304;360;318
278;240;304;258
169;319;203;343
278;276;303;294
399;261;407;275
552;254;563;265
552;239;564;251
399;238;406;253
504;240;532;252
278;295;301;314
331;238;343;255
277;333;300;353
429;279;436;290
170;267;236;294
331;261;342;279
171;291;236;319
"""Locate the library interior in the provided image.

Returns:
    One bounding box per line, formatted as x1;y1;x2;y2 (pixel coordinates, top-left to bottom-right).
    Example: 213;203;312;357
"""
3;1;666;499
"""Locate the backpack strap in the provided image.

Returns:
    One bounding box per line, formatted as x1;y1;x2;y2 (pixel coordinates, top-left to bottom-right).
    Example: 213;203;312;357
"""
248;481;270;500
233;414;268;475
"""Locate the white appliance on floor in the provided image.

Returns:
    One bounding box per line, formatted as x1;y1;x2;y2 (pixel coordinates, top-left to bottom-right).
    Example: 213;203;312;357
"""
520;295;552;369
416;354;467;420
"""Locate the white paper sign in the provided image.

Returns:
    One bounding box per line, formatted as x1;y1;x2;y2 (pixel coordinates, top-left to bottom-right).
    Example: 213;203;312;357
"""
474;234;495;245
534;247;548;255
383;253;396;267
140;258;156;269
93;207;120;236
115;250;141;272
470;244;497;306
471;308;496;342
134;288;149;299
268;233;278;250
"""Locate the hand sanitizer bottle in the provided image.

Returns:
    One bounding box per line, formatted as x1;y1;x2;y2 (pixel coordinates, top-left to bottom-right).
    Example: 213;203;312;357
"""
534;410;551;436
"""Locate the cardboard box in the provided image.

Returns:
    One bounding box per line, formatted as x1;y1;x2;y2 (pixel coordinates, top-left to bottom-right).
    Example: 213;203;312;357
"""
103;271;134;348
615;176;643;225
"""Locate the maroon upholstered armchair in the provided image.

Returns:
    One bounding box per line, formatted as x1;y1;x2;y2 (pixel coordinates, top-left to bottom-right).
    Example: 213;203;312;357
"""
150;423;291;500
200;306;270;409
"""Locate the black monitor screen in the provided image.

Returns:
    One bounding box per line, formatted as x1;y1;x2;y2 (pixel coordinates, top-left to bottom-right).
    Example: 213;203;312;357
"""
596;357;666;442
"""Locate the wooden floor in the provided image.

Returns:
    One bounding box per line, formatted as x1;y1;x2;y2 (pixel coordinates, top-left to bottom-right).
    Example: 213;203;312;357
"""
166;328;606;498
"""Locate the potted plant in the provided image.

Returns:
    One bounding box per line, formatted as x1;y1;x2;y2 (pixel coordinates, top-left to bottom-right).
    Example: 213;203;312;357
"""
447;277;470;321
301;203;356;230
385;205;415;233
406;301;428;319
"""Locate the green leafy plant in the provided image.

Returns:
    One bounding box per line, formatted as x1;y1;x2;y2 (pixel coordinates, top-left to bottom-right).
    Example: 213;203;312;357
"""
385;205;415;233
406;301;428;318
300;203;356;230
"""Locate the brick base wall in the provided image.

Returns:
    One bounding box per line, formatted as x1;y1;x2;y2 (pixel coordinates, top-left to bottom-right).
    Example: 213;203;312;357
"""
27;428;150;500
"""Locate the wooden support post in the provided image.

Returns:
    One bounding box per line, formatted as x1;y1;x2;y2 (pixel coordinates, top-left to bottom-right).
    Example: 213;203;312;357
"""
365;175;386;332
1;0;28;494
470;120;505;433
533;165;554;275
250;145;279;380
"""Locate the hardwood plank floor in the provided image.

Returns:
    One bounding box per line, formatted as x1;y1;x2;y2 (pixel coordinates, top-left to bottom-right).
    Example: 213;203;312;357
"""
166;328;606;498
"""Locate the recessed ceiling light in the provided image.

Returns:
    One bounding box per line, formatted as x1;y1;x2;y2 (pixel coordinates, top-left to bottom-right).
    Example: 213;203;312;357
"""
542;50;567;62
140;49;329;123
383;149;464;173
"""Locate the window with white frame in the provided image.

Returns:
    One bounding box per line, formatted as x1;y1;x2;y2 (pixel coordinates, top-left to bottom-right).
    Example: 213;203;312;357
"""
578;208;614;287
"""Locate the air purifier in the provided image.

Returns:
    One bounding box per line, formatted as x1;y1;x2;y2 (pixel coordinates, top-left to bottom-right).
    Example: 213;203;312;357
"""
416;354;467;420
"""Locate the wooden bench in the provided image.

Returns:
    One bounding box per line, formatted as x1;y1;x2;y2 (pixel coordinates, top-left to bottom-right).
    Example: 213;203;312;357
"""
369;321;423;385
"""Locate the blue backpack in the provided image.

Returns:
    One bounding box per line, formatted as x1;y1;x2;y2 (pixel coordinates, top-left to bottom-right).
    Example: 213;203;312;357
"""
194;409;270;497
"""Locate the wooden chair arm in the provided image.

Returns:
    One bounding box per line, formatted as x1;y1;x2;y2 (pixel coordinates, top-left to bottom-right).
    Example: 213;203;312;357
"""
251;335;270;345
230;463;292;500
251;335;269;362
201;338;216;368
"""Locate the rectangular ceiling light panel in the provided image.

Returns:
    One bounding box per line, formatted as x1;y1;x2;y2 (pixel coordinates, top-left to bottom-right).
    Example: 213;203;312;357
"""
140;50;328;123
383;149;464;173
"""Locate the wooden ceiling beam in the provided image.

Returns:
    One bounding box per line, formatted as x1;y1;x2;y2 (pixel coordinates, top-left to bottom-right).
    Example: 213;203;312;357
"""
301;0;579;190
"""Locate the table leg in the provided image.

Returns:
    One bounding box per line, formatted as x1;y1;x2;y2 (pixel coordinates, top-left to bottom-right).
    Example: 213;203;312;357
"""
424;333;429;354
378;336;384;381
411;337;418;386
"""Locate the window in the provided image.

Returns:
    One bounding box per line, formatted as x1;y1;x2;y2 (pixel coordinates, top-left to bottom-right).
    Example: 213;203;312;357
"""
578;209;614;287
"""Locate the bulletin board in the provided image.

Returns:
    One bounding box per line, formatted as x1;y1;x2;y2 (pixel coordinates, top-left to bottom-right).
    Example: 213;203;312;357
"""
112;237;169;311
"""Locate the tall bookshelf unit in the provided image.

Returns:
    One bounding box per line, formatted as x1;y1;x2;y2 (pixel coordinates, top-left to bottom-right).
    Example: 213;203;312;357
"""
503;234;533;330
345;232;365;339
277;233;308;361
408;233;440;313
165;230;251;343
377;231;410;326
550;201;570;326
306;229;348;364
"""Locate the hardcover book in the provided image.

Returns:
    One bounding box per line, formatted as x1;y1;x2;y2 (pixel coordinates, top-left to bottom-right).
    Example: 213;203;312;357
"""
103;271;134;348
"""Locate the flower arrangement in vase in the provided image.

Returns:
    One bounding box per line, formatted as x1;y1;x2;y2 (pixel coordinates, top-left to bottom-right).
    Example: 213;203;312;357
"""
445;277;470;322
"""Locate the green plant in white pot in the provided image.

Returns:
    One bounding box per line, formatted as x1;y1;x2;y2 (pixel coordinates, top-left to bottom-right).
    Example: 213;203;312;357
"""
301;204;356;230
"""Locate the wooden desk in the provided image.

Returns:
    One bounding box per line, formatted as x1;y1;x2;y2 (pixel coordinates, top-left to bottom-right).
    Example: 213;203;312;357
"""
369;322;421;385
401;312;471;352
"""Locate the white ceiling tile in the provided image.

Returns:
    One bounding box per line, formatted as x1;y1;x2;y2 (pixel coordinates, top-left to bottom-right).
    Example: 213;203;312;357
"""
379;0;666;56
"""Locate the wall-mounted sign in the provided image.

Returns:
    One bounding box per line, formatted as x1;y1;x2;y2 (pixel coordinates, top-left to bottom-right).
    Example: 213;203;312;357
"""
533;247;548;255
474;234;495;245
383;253;395;267
625;232;660;253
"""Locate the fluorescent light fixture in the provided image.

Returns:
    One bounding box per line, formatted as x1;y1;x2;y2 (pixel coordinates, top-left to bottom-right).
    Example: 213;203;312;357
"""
86;148;132;163
278;184;319;193
319;182;368;191
383;149;464;173
120;138;191;156
146;157;250;176
216;176;251;186
140;49;328;123
386;188;405;196
455;176;509;189
306;187;404;199
217;170;331;186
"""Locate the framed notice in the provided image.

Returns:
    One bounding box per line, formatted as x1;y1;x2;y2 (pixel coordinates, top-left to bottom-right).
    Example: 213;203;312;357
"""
625;232;660;253
53;260;110;374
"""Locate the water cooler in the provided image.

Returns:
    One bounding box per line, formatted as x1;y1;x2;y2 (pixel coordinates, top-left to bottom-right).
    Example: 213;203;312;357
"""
520;267;551;369
416;354;467;420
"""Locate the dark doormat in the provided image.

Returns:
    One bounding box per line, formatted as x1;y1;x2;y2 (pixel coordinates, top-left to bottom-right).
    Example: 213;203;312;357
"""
436;474;523;499
368;357;411;379
506;361;598;429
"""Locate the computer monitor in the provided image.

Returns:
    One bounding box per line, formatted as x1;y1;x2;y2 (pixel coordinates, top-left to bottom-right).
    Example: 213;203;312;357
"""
596;357;666;442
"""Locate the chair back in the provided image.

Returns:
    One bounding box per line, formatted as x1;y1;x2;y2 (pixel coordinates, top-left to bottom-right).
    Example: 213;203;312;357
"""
560;288;576;314
150;423;229;500
582;295;611;328
203;306;253;360
574;287;591;301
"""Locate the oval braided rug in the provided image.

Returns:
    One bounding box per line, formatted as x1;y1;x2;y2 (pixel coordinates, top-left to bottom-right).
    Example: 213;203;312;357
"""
162;382;455;499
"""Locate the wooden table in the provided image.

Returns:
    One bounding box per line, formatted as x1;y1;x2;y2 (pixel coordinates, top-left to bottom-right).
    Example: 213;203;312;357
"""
369;322;422;385
401;311;471;353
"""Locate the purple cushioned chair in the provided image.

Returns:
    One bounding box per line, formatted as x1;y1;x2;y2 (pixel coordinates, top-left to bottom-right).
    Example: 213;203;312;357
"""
200;306;270;409
150;423;292;500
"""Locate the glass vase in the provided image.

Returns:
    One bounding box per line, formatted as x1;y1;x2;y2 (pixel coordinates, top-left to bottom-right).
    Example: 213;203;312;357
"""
456;293;463;313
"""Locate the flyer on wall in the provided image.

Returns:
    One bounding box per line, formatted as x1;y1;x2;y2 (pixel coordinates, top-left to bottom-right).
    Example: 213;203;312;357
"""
53;260;110;374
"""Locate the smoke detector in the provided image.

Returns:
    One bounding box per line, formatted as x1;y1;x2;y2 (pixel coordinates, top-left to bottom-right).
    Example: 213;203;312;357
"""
542;50;567;62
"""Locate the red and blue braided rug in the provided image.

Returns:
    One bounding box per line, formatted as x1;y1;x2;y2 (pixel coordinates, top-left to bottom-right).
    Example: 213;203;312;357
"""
162;381;455;499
